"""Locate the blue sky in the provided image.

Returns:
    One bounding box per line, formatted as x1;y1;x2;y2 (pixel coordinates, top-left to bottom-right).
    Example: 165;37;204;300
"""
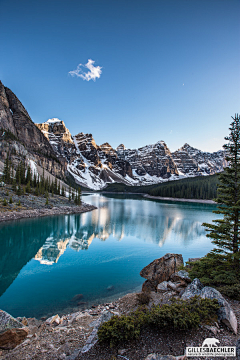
0;0;239;152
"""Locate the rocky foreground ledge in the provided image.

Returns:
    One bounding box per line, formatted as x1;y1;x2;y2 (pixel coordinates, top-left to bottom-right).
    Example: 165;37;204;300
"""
0;254;240;360
0;203;97;223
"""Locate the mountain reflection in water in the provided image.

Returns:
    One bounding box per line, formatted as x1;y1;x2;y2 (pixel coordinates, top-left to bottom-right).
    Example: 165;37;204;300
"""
34;196;208;265
0;194;218;316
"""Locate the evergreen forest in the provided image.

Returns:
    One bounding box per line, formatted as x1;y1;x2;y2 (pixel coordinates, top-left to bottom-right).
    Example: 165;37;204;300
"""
104;173;220;200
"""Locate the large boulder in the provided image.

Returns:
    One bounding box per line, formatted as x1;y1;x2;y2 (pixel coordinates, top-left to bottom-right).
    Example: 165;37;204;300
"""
201;287;237;335
0;310;28;349
181;279;237;334
181;278;203;299
140;254;183;292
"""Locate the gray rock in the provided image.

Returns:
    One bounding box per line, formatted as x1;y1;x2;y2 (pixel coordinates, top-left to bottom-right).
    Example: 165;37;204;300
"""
188;257;201;263
81;311;114;353
201;286;237;335
157;281;169;292
181;278;204;300
204;325;219;335
170;270;191;283
167;281;177;291
45;314;61;326
0;310;24;334
181;280;237;334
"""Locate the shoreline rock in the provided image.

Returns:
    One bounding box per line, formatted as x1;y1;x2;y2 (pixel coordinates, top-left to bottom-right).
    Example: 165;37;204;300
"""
0;203;97;223
0;310;28;350
140;253;184;292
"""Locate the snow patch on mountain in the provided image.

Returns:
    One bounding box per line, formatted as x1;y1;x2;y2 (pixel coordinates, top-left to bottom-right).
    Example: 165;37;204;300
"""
36;119;226;190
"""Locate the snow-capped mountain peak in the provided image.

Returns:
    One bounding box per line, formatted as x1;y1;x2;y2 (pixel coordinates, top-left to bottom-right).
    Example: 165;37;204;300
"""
36;119;226;190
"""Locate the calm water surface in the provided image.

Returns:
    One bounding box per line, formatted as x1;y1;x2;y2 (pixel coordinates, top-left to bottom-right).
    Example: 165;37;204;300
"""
0;194;220;318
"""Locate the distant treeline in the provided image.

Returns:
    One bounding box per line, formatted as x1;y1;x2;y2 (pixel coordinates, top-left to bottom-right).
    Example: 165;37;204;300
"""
147;174;219;199
103;173;221;200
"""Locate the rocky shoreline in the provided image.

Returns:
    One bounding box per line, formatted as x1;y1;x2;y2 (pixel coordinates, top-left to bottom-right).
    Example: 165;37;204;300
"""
0;203;97;223
1;254;239;360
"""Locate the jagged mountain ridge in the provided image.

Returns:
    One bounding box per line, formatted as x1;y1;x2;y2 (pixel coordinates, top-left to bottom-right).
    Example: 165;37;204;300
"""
37;118;226;190
0;81;226;190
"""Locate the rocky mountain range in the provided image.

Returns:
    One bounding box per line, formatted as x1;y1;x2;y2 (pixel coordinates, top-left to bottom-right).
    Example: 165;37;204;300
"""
36;118;226;190
0;81;226;190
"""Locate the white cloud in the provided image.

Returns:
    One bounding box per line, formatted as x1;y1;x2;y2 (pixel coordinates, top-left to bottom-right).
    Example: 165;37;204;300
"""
69;59;102;81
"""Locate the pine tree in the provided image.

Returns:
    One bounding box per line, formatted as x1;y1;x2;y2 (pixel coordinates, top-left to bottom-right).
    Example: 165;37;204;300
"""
20;161;26;184
203;114;240;275
12;178;17;192
54;177;58;194
33;173;37;187
26;166;32;185
26;181;31;193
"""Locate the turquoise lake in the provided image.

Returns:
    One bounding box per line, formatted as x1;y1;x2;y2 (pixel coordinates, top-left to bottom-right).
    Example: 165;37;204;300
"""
0;194;220;319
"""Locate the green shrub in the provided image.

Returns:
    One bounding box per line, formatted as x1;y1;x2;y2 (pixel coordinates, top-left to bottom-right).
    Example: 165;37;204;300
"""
147;297;219;330
98;297;219;347
3;199;7;206
217;284;240;300
9;196;13;204
98;314;142;347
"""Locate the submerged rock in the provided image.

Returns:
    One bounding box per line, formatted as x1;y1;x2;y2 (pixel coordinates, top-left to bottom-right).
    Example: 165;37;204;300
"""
106;285;114;291
70;294;84;302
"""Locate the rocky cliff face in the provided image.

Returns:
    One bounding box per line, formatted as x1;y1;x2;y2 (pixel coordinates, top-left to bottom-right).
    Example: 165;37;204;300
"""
0;81;66;179
36;119;77;163
117;141;179;183
179;143;226;174
0;82;17;136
